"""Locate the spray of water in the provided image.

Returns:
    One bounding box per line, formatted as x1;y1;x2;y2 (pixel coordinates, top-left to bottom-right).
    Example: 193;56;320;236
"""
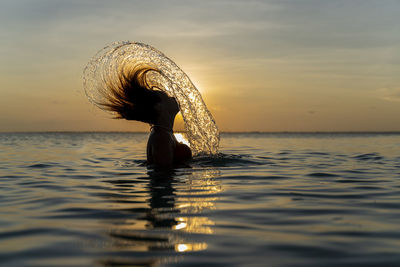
83;41;220;155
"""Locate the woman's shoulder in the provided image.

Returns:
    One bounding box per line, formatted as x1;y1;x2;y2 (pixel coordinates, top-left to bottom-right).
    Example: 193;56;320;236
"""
148;129;176;150
147;130;176;168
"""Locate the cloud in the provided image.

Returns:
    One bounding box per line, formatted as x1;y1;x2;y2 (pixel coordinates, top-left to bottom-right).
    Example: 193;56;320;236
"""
377;87;400;102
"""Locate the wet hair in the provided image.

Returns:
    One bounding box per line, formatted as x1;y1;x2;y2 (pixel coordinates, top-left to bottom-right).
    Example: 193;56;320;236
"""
98;64;165;124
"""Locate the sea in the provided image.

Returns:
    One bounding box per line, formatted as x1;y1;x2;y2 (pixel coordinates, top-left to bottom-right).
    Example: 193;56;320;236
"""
1;132;400;267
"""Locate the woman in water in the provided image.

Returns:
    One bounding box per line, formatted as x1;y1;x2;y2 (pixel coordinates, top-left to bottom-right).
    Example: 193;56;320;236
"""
98;64;192;168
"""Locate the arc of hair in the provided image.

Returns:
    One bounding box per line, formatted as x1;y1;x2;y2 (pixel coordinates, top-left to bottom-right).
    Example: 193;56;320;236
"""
96;63;163;119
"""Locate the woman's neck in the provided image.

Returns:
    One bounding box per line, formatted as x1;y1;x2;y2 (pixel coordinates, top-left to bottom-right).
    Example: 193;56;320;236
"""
155;112;176;131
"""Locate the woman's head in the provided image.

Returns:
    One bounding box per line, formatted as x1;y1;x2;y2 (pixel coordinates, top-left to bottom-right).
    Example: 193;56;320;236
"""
153;90;179;118
98;64;177;124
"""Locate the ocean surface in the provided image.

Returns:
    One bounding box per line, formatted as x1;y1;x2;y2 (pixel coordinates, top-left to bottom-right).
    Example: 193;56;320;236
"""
1;132;400;267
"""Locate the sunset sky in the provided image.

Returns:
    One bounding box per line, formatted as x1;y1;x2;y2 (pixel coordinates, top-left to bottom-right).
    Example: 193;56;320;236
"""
1;0;399;132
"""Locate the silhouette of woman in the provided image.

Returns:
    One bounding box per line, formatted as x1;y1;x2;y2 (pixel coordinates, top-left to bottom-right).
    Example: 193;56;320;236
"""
97;64;192;168
84;42;219;158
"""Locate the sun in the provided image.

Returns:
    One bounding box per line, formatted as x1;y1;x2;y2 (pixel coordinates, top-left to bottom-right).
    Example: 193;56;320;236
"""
174;133;190;146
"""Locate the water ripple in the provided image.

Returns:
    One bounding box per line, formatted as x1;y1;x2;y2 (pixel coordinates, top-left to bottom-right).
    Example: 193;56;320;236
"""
1;133;400;266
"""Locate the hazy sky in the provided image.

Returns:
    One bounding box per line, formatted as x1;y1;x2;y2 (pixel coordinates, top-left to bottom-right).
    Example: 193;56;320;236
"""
1;0;399;132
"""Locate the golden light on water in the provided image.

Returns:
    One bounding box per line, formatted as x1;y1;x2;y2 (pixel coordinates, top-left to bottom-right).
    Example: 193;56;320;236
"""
175;243;208;253
108;169;221;254
173;217;215;234
174;220;187;230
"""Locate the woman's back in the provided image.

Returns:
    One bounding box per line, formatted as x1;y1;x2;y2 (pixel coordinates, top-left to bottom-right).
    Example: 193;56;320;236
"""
147;127;176;168
147;127;192;168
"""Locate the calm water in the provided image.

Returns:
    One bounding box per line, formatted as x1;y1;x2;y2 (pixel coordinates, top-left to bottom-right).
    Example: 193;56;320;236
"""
1;132;400;267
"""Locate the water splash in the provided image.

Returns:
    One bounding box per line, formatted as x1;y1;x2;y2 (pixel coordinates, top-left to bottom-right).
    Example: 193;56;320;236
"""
83;41;219;155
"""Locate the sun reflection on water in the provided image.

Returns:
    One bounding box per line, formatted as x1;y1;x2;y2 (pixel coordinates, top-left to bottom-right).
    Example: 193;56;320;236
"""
104;167;221;263
175;243;208;253
173;217;215;234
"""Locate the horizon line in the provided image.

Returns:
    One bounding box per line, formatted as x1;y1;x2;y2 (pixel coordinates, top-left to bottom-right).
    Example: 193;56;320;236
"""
1;131;400;134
